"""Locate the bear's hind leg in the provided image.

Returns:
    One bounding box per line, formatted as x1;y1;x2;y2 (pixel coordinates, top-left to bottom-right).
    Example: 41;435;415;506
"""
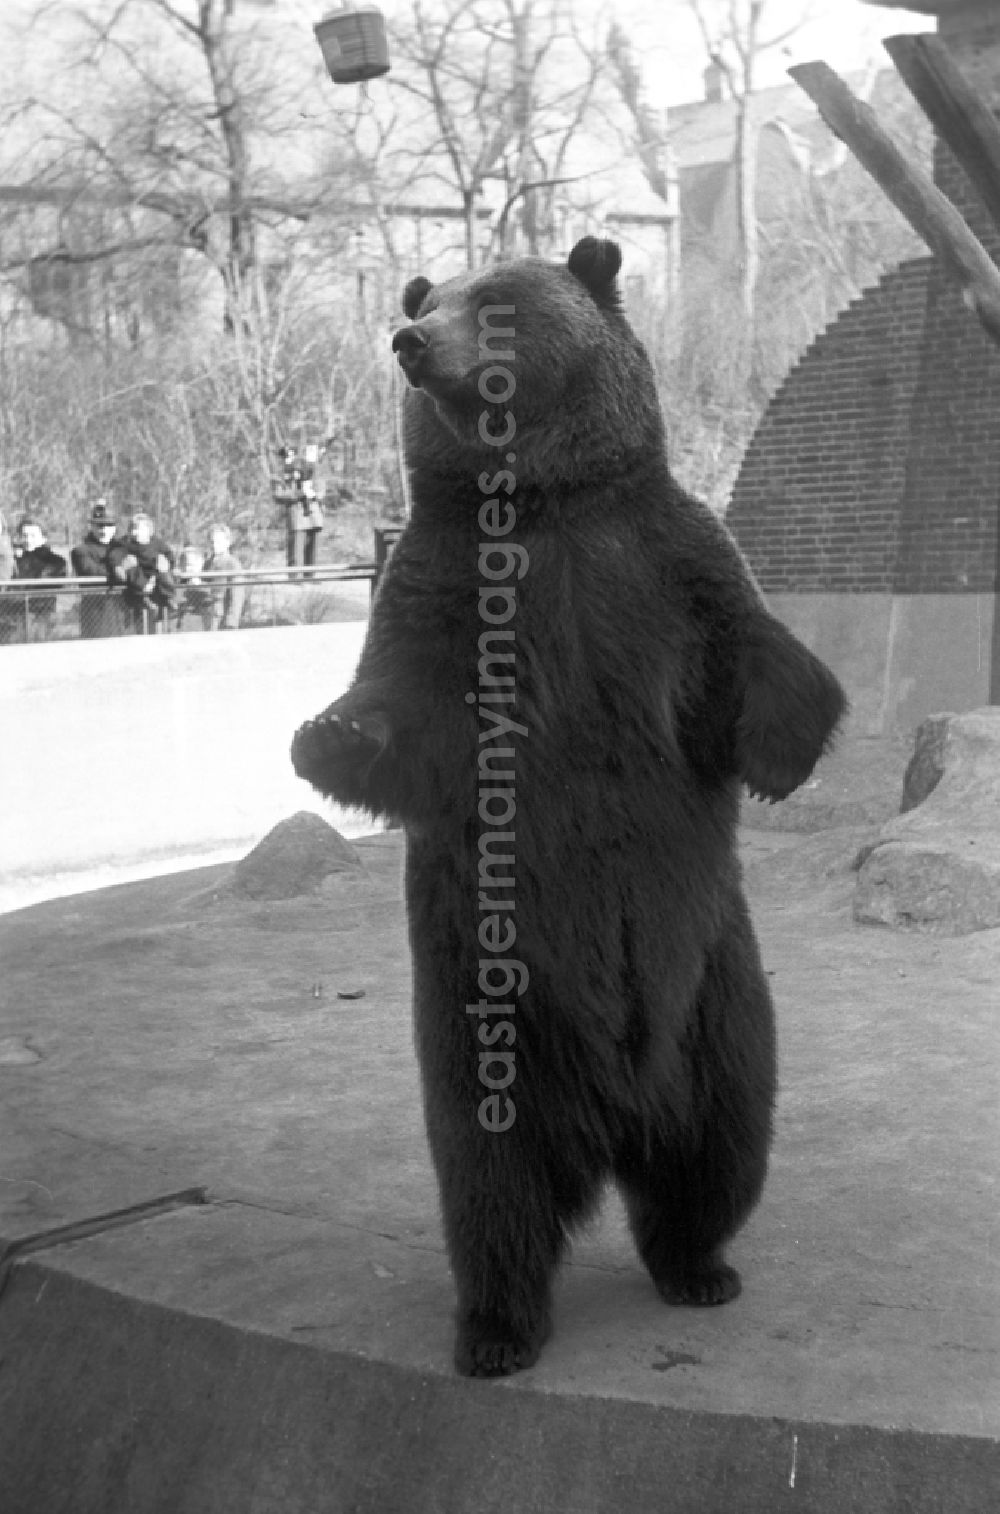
617;1140;755;1306
616;907;776;1306
452;1219;560;1378
432;1130;601;1377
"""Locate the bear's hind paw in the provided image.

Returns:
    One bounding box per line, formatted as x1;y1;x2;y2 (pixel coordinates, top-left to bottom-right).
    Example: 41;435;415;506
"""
655;1261;742;1308
455;1315;551;1377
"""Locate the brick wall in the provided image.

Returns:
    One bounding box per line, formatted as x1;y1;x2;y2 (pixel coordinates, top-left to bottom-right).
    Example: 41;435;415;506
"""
896;5;1000;594
726;260;931;592
728;5;1000;598
894;262;1000;593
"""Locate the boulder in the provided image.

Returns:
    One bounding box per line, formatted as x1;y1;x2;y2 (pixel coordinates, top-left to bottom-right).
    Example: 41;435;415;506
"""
854;709;1000;935
228;812;363;901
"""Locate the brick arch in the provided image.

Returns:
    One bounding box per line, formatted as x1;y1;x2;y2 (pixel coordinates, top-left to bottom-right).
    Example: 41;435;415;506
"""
727;259;931;592
727;254;1000;595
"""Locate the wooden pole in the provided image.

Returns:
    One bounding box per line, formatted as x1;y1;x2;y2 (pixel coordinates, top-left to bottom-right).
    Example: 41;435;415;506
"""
883;32;1000;234
880;34;1000;704
993;523;1000;705
788;60;1000;344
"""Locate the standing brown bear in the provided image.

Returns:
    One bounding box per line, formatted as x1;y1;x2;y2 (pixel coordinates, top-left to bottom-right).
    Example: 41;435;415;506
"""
291;239;845;1377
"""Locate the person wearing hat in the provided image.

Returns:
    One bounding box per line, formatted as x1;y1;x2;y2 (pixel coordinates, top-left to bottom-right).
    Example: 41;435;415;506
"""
72;500;123;638
107;510;178;634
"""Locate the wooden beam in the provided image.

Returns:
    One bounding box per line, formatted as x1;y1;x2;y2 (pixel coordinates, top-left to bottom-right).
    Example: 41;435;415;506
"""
993;526;1000;704
884;32;1000;233
789;60;1000;344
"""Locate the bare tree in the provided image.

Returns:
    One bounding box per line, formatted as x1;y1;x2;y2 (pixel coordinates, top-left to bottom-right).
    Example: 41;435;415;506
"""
684;0;817;323
0;0;335;336
387;0;606;268
0;2;391;497
606;23;673;208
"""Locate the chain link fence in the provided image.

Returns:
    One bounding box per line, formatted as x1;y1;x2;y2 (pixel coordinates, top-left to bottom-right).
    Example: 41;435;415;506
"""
0;527;406;647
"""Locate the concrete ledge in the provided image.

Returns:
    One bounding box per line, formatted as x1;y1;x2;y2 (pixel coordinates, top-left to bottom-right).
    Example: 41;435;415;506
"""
1;1255;996;1514
1;834;997;1511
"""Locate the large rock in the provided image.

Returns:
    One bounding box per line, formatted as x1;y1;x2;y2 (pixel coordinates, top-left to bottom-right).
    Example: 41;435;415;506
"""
228;812;363;901
854;709;1000;935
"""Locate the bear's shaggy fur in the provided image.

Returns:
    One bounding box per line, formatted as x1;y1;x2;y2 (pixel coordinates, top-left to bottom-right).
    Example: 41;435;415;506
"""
291;238;846;1377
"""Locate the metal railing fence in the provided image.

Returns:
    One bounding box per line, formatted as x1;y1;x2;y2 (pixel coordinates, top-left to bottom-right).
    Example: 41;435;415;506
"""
0;562;380;646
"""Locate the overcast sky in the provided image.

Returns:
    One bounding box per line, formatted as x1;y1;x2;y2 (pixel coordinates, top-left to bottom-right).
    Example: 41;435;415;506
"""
605;1;937;105
1;0;939;110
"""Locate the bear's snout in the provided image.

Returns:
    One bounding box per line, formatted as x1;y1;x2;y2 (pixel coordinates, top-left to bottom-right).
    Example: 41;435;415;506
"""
392;324;430;380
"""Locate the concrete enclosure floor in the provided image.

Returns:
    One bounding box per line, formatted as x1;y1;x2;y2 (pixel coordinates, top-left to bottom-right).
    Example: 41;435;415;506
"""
0;827;997;1513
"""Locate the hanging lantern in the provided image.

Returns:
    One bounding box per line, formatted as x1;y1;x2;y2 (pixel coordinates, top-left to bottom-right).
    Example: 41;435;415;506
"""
314;6;390;85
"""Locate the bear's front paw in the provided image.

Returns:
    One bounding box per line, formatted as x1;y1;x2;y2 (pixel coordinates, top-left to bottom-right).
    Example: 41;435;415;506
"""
735;620;846;802
738;750;811;806
290;709;388;792
454;1312;551;1378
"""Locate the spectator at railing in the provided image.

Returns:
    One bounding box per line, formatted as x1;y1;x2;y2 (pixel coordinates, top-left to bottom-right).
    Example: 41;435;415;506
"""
0;511;14;583
0;510;17;643
14;519;66;636
176;524;246;632
107;511;177;634
205;523;246;630
71;500;124;639
15;519;66;579
299;443;325;573
175;542;206;621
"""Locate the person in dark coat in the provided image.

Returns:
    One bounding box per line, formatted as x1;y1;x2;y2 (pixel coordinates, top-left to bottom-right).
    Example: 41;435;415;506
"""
15;519;66;579
107;511;177;633
279;444;324;570
71;500;124;638
14;519;66;636
0;510;14;583
0;510;19;644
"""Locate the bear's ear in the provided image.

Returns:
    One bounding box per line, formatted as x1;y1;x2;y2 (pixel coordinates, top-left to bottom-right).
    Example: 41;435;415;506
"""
567;238;622;301
402;275;433;320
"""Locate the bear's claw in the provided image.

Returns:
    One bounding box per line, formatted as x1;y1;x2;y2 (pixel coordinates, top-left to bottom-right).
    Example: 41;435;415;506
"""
290;710;386;788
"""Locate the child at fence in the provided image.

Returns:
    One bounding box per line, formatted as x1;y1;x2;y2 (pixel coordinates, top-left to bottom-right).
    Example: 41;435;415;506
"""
0;511;14;583
107;511;177;634
176;524;245;632
0;511;18;644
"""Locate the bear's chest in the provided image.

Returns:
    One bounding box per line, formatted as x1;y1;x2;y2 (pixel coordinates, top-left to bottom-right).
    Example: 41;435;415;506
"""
408;526;689;710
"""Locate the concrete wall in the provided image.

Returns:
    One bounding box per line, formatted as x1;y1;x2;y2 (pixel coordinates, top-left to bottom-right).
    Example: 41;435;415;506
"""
1;623;369;886
768;591;995;734
5;596;992;890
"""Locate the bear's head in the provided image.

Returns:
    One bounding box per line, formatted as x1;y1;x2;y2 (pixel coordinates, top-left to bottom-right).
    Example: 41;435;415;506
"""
391;238;663;487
